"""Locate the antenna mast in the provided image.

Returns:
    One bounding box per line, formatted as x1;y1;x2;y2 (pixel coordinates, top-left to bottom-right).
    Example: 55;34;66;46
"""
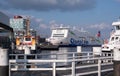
26;17;30;36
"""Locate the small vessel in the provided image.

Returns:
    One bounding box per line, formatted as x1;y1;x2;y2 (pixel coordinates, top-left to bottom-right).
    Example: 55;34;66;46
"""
10;16;36;51
102;18;120;52
16;35;36;51
16;18;36;51
46;26;102;47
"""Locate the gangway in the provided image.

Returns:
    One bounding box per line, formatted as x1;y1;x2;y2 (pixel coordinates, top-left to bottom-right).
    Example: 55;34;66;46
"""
9;52;113;76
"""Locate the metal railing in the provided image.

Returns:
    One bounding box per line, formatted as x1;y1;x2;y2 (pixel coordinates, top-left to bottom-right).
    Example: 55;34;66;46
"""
9;52;113;76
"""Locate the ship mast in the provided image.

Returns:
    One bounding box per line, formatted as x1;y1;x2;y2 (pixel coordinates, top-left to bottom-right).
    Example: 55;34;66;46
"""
26;17;30;36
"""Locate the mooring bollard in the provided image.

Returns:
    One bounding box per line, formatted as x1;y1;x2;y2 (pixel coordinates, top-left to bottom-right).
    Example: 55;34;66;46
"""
24;46;31;68
93;47;101;56
93;47;101;63
0;47;9;76
113;47;120;76
77;46;82;57
77;46;82;53
24;46;31;54
77;46;82;64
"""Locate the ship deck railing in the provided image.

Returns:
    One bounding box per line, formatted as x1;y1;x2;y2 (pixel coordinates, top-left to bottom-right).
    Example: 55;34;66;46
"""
9;52;113;76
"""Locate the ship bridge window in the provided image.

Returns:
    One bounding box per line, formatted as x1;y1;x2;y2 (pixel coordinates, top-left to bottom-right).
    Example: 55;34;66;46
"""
53;34;64;35
53;34;65;37
116;26;120;30
111;37;114;41
53;36;64;37
25;38;31;41
115;37;119;40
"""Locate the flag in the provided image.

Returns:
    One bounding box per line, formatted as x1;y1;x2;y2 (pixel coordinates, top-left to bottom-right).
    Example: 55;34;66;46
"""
97;31;101;37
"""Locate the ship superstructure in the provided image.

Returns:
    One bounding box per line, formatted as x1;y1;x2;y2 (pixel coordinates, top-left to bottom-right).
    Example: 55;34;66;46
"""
46;26;102;46
102;19;120;52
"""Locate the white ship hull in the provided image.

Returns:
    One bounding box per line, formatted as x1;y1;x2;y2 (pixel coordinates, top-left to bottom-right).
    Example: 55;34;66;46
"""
46;26;102;46
102;19;120;52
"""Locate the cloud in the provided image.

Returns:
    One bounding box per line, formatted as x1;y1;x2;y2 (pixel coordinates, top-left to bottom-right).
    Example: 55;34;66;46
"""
35;18;43;23
39;23;48;29
87;23;110;30
28;17;50;37
49;20;60;28
1;0;96;11
85;23;112;38
31;17;49;29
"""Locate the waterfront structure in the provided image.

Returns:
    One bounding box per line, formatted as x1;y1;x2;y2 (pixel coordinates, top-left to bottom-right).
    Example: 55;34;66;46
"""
0;11;14;76
0;12;9;26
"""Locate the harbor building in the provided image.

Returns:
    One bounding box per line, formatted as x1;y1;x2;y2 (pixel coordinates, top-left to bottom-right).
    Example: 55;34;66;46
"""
10;16;26;38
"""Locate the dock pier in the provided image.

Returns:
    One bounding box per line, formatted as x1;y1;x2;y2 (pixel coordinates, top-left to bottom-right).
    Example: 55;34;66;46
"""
9;52;113;76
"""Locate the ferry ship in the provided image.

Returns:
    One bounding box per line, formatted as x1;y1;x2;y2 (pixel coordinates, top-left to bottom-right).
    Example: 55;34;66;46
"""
46;26;102;47
102;19;120;52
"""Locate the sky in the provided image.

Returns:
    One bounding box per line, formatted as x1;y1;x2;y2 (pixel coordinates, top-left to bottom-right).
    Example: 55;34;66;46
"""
0;0;120;39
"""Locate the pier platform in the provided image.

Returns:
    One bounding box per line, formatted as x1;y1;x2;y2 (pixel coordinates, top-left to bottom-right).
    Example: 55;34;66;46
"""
9;52;113;76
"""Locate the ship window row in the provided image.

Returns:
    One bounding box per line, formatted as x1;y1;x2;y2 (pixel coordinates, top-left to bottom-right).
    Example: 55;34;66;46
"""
53;36;64;37
111;37;119;41
53;34;65;37
25;38;31;41
53;34;64;35
116;26;120;30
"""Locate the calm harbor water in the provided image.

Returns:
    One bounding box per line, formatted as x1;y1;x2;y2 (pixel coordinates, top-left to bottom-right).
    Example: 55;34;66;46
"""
40;46;93;54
